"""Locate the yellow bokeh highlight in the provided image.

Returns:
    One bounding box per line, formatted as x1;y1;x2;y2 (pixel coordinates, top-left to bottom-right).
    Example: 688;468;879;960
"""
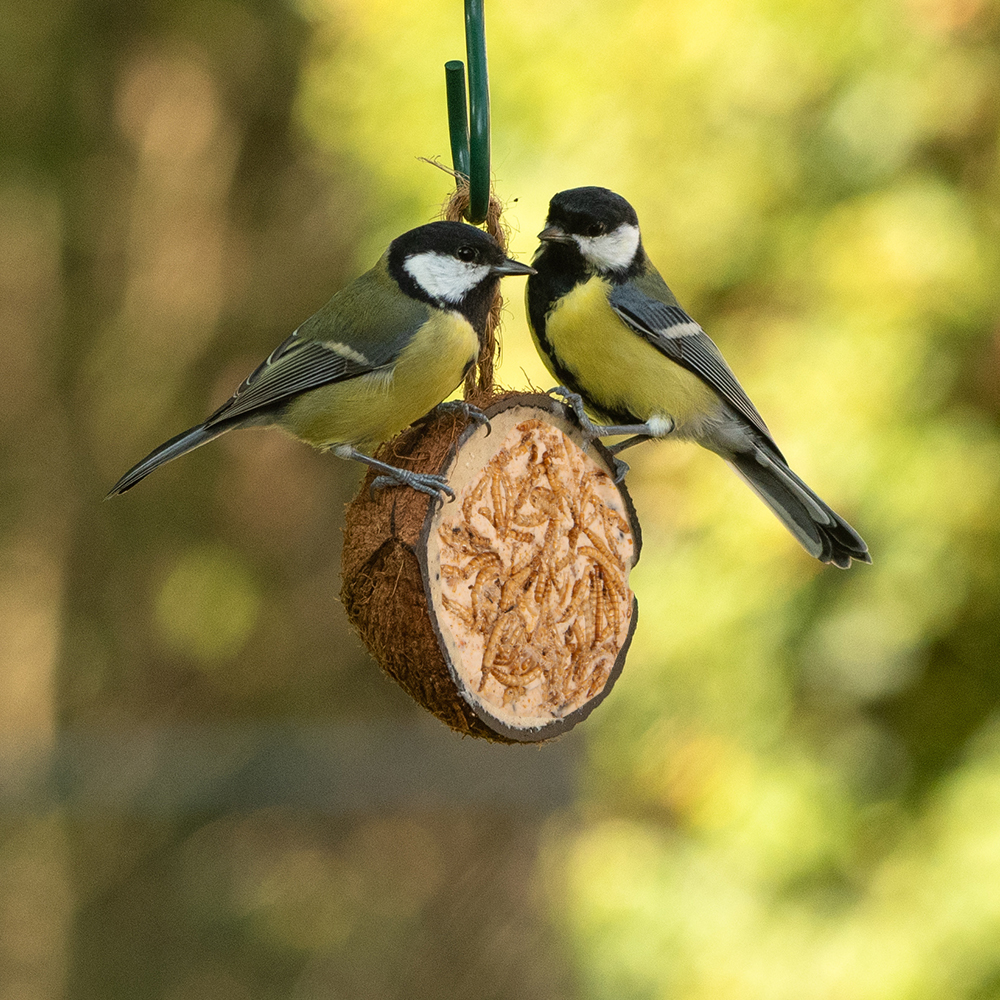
155;545;262;663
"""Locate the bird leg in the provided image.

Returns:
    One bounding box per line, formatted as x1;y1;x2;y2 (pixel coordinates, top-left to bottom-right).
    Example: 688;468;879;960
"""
606;434;650;455
334;445;456;502
548;387;678;483
548;388;674;444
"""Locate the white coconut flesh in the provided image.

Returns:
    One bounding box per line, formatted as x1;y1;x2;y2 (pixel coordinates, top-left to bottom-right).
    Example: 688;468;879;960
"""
423;407;637;733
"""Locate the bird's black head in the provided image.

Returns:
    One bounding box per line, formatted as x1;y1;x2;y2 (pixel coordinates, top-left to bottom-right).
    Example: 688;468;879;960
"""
388;221;533;332
537;187;643;279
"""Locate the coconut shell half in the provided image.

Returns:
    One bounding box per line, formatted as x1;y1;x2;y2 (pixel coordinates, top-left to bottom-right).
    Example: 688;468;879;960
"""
340;392;642;743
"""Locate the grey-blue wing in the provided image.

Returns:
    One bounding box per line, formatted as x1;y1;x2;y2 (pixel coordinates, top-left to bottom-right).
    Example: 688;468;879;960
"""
206;265;430;427
207;335;378;425
609;281;779;451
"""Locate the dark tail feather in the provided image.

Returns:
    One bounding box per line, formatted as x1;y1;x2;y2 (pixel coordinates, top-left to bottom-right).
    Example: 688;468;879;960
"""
728;445;870;569
106;423;226;497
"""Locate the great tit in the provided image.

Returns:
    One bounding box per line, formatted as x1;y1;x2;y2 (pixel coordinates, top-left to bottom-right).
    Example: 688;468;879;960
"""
108;221;534;500
526;186;870;568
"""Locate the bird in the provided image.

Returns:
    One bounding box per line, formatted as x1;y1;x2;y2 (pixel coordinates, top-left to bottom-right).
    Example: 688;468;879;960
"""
525;186;870;568
107;221;535;501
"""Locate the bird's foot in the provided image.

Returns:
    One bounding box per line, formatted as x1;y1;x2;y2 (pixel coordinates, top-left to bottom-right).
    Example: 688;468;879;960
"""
337;446;456;505
434;400;491;435
370;469;455;504
548;387;672;446
548;387;600;441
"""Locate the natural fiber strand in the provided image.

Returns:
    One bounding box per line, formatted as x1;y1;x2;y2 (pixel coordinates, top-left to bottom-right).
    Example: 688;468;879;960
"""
420;157;507;398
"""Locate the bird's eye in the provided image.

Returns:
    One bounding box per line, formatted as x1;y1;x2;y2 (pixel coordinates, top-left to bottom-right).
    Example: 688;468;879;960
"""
587;223;605;237
457;245;477;262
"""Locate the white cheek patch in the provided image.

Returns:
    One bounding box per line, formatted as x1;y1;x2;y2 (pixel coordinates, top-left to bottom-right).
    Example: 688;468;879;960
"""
404;252;492;304
574;223;641;272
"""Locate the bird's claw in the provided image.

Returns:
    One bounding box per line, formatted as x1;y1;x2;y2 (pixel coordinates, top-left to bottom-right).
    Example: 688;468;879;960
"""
547;386;600;443
548;387;671;459
435;400;492;436
370;470;455;505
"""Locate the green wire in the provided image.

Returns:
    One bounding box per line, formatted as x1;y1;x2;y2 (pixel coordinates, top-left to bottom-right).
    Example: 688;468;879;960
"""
443;3;490;223
444;60;470;183
464;0;490;224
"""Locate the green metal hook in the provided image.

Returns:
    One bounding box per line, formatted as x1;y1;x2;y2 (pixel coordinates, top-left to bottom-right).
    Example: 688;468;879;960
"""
444;0;491;224
444;61;470;182
465;0;490;223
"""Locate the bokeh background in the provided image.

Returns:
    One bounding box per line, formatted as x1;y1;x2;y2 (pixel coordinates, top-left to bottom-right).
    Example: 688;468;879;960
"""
3;0;1000;996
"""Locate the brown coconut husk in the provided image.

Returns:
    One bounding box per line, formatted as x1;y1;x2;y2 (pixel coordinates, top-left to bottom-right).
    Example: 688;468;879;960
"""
340;391;643;743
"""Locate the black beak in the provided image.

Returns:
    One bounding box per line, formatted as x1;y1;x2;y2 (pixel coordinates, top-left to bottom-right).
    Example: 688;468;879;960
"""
537;225;574;245
491;257;536;277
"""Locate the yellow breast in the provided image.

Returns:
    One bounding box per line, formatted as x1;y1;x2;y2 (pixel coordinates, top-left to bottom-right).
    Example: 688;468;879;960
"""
537;277;719;428
283;312;478;450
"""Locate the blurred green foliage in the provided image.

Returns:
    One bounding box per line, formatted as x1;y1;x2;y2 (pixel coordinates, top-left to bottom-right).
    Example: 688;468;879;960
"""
2;0;1000;996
